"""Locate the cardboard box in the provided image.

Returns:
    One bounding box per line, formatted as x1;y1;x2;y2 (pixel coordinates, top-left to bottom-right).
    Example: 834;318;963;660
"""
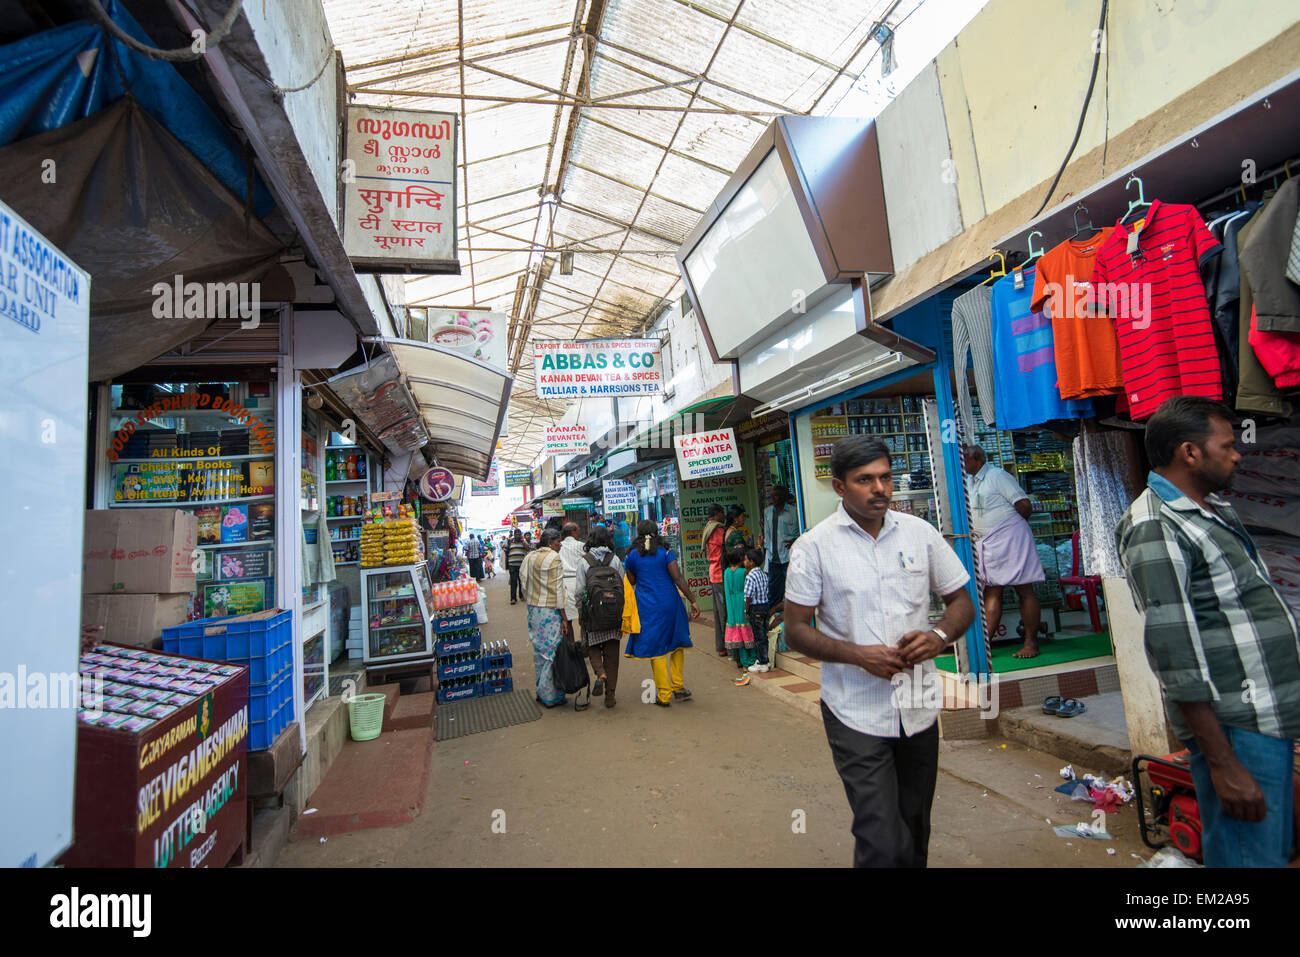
81;594;193;648
83;509;198;594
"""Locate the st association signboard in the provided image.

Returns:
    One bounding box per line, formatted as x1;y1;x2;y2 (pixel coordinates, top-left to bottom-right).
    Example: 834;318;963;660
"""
533;338;663;399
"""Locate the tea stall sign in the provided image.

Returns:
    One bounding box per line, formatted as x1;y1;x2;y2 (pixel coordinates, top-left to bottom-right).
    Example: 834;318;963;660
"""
544;424;589;456
343;105;458;272
674;428;742;480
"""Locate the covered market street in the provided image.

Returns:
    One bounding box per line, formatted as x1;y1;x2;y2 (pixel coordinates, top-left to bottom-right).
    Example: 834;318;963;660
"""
274;572;1147;868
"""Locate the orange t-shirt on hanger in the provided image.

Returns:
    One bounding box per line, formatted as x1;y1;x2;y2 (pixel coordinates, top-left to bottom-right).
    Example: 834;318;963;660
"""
1030;228;1125;399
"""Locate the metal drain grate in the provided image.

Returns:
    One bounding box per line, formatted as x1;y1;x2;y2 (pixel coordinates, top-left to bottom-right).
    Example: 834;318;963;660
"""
434;689;542;741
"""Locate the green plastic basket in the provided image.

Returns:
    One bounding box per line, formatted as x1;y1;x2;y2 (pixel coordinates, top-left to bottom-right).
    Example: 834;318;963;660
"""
347;693;387;742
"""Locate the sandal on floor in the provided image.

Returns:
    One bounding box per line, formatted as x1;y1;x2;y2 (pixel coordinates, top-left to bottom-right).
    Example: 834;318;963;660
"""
733;674;751;686
1042;695;1064;715
1057;698;1087;718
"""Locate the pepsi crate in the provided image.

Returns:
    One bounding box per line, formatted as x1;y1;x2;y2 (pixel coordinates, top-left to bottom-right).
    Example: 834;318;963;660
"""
481;674;514;696
437;655;482;681
436;678;481;704
434;629;480;658
483;649;513;671
433;610;477;634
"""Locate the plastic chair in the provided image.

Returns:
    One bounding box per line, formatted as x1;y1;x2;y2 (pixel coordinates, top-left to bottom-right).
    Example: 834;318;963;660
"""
1059;530;1104;633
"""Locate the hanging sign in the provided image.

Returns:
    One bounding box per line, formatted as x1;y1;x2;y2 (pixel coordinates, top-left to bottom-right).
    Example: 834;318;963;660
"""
562;497;594;510
542;500;565;518
470;479;498;497
343;105;458;272
418;467;456;502
423;309;507;372
674;428;742;480
602;480;638;512
533;338;663;399
545;424;589;456
504;470;533;488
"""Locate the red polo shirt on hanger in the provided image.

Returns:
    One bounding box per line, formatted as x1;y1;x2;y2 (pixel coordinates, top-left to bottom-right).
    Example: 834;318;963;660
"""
1089;199;1223;420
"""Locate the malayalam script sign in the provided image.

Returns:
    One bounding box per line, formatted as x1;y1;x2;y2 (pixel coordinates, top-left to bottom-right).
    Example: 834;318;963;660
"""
343;105;457;271
504;470;533;488
533;338;662;399
602;480;638;512
545;424;589;456
674;428;742;480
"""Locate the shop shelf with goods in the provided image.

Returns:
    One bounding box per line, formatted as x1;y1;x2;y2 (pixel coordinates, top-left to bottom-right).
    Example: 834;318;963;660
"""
361;563;436;667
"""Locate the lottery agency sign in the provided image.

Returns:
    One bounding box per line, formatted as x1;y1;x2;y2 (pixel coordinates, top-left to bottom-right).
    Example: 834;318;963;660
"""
533;338;662;399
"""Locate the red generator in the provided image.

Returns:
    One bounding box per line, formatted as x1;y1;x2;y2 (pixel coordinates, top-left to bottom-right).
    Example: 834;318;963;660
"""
1133;751;1203;861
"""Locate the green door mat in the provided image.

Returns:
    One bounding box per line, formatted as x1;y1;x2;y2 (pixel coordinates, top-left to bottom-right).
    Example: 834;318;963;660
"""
935;632;1113;674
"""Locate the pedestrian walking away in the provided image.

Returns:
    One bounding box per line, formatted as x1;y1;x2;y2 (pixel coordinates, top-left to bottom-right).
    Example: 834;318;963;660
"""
519;527;573;708
784;434;974;868
575;525;626;708
557;522;586;627
465;533;485;581
1117;396;1300;868
624;520;700;706
962;443;1046;658
759;486;799;607
700;503;728;656
505;528;531;604
611;514;632;560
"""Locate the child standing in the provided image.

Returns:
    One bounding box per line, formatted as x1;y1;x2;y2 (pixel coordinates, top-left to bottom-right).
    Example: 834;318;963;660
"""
743;547;771;673
723;547;756;685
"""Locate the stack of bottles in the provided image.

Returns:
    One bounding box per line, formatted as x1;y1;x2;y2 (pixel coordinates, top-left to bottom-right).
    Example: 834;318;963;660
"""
434;632;513;703
432;578;479;611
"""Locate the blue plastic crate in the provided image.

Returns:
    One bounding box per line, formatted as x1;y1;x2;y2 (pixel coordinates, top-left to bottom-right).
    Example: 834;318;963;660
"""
249;683;277;722
483;650;513;671
436;656;481;681
433;610;477;634
481;675;513;696
433;631;480;658
248;718;273;751
436;680;481;704
162;609;292;660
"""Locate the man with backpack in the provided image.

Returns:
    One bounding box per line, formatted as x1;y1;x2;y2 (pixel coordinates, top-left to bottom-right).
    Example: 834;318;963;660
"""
574;525;626;708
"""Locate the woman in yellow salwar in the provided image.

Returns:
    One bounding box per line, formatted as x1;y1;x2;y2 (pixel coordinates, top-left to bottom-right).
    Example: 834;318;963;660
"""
623;521;700;707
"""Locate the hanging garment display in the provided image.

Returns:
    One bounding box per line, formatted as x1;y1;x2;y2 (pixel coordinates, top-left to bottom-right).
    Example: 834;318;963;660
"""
1200;206;1259;404
1233;445;1300;497
1248;306;1300;388
1072;429;1139;579
1030;228;1124;400
951;285;997;440
1239;177;1300;333
1234;209;1293;417
1089;199;1225;421
990;267;1094;430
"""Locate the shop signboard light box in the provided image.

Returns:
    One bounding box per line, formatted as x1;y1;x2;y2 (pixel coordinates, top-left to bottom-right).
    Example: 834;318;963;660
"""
0;200;89;867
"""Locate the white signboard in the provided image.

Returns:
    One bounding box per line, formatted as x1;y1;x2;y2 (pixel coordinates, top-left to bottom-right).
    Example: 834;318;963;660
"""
343;105;458;271
425;308;507;372
542;500;565;518
602;479;638;512
0;201;90;866
674;428;743;480
545;424;589;456
533;338;663;399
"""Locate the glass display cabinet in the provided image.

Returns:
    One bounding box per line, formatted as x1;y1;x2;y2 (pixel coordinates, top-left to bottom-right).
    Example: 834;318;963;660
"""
361;562;434;666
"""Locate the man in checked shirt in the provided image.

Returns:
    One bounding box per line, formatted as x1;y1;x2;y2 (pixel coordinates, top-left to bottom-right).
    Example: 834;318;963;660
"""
1117;395;1300;867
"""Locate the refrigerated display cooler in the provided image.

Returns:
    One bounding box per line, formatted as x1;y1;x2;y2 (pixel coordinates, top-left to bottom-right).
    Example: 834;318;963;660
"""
361;563;435;667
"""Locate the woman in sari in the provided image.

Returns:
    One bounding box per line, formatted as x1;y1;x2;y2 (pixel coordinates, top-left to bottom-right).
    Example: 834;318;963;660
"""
724;504;753;553
624;520;700;707
519;527;572;708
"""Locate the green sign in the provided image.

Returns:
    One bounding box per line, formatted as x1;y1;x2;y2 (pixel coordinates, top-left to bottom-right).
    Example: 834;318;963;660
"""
561;497;594;510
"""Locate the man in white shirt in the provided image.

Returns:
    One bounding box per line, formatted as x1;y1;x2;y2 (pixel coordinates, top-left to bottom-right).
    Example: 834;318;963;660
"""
557;522;587;624
784;434;974;868
758;486;800;606
963;444;1046;659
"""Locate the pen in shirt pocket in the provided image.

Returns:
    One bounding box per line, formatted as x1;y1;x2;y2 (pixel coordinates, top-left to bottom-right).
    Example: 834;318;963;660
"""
898;551;906;570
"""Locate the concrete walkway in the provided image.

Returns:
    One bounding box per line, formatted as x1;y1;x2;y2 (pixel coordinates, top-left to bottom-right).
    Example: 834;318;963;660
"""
276;573;1151;867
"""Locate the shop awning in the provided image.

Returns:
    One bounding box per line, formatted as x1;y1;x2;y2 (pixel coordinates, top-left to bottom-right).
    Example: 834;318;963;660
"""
367;338;512;482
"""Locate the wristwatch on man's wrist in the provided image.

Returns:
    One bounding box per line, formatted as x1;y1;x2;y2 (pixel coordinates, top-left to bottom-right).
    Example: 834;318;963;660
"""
928;626;950;646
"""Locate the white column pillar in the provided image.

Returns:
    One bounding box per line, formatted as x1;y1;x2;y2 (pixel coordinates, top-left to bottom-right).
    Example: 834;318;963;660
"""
1103;576;1175;756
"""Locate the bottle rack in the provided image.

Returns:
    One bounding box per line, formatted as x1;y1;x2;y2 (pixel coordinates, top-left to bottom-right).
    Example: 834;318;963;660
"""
433;624;514;703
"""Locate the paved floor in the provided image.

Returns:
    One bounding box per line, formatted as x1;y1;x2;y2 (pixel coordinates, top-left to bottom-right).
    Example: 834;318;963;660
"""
276;573;1151;867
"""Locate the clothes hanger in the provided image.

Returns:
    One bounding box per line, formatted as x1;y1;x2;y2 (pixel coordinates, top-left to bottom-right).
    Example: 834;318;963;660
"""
979;251;1007;286
1069;204;1100;241
1021;230;1045;268
1118;174;1151;225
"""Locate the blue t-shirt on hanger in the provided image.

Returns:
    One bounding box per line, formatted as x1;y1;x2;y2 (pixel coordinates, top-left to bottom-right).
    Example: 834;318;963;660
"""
990;267;1094;429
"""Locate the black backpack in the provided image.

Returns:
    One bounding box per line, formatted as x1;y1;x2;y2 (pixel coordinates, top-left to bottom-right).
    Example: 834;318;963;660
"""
581;552;624;632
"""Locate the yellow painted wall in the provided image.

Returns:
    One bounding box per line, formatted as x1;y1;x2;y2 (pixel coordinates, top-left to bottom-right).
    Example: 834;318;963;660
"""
943;0;1300;214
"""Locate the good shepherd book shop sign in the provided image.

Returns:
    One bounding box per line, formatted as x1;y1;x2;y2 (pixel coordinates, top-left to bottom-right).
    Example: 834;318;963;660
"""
674;429;742;480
